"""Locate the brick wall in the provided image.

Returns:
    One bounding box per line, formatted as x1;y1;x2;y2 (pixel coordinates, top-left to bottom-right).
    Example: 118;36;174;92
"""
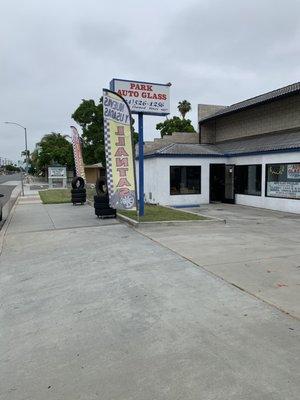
198;104;226;120
200;94;300;144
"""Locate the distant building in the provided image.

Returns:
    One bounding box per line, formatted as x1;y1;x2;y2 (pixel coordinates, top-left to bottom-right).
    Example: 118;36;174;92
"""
84;163;105;185
140;82;300;213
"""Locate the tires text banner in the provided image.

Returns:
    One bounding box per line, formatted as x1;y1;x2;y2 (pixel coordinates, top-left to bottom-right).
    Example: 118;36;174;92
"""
103;89;137;211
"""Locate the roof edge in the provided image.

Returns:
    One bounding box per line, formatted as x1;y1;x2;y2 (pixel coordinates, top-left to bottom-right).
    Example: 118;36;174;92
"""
200;82;300;123
141;146;300;160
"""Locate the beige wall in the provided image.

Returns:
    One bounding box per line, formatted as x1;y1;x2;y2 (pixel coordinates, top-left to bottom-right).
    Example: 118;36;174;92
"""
200;123;216;144
200;94;300;144
198;104;226;120
84;168;105;184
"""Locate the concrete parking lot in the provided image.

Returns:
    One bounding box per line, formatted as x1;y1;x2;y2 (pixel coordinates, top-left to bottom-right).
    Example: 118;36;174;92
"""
138;203;300;318
0;201;299;400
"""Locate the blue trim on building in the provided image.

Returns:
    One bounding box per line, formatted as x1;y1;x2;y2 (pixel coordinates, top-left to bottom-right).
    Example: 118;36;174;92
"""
141;153;224;160
226;147;300;157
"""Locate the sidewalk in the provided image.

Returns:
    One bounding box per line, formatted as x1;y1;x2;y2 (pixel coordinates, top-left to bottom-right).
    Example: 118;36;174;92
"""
0;201;299;400
3;184;119;234
7;202;119;233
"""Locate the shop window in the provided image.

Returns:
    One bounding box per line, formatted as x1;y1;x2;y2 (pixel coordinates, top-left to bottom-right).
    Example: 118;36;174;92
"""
170;166;201;195
235;165;262;196
266;163;300;199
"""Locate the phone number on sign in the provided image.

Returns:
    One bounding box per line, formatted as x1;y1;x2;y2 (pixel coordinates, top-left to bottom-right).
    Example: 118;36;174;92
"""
126;99;164;108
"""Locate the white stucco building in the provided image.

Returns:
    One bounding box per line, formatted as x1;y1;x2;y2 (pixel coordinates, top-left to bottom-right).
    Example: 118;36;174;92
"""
139;82;300;214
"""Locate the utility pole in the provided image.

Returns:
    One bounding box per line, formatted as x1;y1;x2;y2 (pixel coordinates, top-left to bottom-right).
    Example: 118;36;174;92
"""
4;121;29;173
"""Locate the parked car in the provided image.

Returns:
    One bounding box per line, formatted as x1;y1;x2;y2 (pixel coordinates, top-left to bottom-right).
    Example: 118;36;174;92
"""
0;193;4;221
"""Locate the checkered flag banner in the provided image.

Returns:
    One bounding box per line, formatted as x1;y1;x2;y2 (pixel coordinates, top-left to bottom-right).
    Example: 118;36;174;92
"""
103;118;114;198
70;126;86;181
103;89;137;211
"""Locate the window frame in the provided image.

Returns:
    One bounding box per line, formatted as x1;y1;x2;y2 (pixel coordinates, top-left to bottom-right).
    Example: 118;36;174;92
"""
169;165;201;196
265;162;300;200
235;164;262;197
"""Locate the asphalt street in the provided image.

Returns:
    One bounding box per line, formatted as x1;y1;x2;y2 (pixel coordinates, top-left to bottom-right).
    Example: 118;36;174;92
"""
0;174;21;207
0;173;21;184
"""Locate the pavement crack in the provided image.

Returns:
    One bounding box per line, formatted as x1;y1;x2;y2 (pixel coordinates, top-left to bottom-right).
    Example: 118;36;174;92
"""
43;205;56;229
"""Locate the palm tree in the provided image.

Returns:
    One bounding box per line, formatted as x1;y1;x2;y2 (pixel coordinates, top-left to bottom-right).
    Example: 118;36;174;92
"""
177;100;192;119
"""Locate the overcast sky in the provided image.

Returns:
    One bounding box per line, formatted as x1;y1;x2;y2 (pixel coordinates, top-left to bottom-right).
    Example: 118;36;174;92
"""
1;0;300;162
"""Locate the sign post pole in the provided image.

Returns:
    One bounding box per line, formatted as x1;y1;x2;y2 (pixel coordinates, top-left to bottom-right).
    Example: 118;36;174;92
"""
138;113;144;216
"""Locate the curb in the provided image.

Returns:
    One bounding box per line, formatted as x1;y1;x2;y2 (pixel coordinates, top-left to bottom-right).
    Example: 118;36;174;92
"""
88;200;225;227
116;212;225;228
163;204;226;224
0;192;20;255
117;213;139;227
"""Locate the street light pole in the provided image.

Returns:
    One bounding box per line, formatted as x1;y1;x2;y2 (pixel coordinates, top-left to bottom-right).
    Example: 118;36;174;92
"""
4;122;29;173
24;127;28;173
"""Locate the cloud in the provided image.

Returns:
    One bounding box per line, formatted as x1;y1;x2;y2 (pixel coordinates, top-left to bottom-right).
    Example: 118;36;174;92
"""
164;0;300;70
0;0;300;160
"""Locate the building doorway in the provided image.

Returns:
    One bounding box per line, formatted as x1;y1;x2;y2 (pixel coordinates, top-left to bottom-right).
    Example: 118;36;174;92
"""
210;164;225;202
210;164;235;203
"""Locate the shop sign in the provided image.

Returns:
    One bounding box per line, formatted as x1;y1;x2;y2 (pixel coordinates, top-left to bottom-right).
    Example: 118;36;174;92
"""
48;166;67;178
110;79;170;116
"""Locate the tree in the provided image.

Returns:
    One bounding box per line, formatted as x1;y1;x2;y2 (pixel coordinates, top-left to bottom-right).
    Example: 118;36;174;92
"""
178;100;192;119
29;148;39;174
5;164;20;172
34;132;74;174
72;97;138;166
156;99;195;137
72;98;105;165
156;116;196;137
